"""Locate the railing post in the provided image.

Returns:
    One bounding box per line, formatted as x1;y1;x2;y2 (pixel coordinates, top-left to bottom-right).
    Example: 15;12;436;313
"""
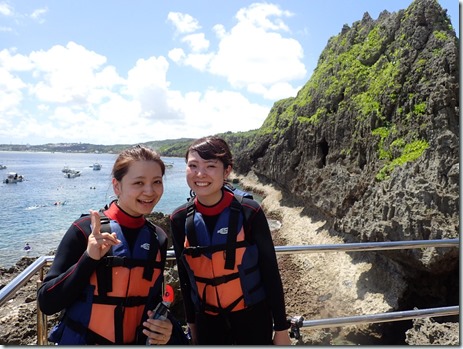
36;270;48;345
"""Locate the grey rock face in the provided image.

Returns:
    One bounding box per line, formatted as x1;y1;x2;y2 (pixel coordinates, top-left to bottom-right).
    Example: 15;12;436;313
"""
235;0;459;276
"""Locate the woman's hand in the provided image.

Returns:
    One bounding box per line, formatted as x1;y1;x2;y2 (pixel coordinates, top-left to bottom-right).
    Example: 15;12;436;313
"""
143;311;173;345
273;329;292;345
86;210;121;260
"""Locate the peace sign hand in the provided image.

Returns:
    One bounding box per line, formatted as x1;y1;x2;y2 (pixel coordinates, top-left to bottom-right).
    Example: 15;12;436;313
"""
87;210;121;260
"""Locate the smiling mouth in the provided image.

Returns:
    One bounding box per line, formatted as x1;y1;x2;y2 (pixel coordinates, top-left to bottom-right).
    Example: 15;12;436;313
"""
195;182;210;187
139;199;154;203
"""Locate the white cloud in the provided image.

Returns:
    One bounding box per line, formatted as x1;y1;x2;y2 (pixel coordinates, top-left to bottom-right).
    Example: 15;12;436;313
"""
169;3;306;101
30;7;47;23
1;3;298;145
181;33;209;52
0;2;13;16
0;69;25;113
168;48;185;63
167;12;201;34
182;89;269;135
0;48;34;71
0;38;271;145
28;42;121;105
248;81;302;100
235;2;292;31
182;52;213;71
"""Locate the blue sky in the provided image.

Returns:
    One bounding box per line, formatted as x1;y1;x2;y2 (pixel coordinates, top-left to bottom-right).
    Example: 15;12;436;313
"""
0;1;459;145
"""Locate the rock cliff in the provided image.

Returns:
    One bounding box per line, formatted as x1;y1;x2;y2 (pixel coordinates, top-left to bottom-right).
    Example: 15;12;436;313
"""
233;0;459;313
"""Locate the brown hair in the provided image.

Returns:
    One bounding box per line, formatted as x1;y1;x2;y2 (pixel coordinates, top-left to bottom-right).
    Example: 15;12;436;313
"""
112;145;165;181
185;136;234;168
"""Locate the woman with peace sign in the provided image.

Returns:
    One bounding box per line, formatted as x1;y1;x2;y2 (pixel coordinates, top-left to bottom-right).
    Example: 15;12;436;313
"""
37;145;176;345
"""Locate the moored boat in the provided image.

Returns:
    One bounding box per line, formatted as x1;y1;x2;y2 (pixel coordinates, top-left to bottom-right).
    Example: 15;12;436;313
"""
62;166;72;173
3;172;24;184
64;170;81;178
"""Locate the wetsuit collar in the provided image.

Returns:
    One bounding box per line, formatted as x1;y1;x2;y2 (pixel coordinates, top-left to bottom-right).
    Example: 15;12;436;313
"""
195;189;234;216
104;201;145;228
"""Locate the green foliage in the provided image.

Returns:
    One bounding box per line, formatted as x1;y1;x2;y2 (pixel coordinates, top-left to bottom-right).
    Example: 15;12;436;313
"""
372;126;395;160
298;107;326;124
413;102;427;115
358;27;384;63
375;139;429;181
433;30;448;41
259;97;295;136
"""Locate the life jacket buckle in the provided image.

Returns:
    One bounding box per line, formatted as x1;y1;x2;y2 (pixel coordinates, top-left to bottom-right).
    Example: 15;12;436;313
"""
185;246;202;258
104;256;126;267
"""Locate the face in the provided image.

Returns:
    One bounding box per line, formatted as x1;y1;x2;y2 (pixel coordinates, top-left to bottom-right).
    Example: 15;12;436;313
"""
186;150;231;206
112;160;164;216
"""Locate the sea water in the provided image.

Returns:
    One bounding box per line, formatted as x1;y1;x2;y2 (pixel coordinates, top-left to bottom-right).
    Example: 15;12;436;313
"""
0;151;190;268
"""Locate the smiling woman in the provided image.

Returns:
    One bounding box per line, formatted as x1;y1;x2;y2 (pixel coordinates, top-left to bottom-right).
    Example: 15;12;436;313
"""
170;136;292;345
35;145;182;345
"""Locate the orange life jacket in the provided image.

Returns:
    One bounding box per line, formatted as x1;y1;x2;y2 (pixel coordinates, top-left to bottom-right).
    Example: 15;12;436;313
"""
181;192;266;315
52;216;165;345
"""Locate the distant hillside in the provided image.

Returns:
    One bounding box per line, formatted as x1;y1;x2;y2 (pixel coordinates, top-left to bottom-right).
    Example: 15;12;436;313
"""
0;139;195;157
0;132;256;159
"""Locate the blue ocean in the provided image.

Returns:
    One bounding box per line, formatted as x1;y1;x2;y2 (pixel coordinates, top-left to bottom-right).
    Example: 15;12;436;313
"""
0;151;190;268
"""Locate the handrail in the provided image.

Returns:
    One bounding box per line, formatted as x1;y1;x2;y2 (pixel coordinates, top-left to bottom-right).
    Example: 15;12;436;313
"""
0;256;54;307
273;238;459;254
0;238;459;344
292;305;459;329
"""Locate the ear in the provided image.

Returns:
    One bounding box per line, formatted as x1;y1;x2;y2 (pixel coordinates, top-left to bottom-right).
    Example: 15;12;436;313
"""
112;178;121;196
224;165;232;180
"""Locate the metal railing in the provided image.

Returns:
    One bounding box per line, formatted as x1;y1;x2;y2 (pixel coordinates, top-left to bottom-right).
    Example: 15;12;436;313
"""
0;238;459;345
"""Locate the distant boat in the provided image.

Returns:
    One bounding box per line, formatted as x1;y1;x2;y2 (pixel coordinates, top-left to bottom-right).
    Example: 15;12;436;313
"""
64;170;81;178
3;172;24;184
165;162;174;169
62;166;72;173
0;164;6;170
92;163;102;170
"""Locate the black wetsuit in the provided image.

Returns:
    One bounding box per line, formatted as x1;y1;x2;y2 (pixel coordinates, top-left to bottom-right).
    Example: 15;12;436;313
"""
170;189;290;344
37;202;168;344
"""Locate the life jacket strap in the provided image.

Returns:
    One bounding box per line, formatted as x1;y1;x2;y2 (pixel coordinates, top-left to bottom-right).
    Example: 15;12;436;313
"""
202;294;245;314
103;255;163;269
224;198;242;270
96;262;112;296
194;271;240;286
114;304;124;344
185;200;198;247
92;294;148;307
62;316;116;345
144;226;158;281
183;240;248;257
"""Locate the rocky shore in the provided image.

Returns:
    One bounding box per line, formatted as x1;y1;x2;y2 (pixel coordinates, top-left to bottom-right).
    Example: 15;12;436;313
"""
0;174;459;345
